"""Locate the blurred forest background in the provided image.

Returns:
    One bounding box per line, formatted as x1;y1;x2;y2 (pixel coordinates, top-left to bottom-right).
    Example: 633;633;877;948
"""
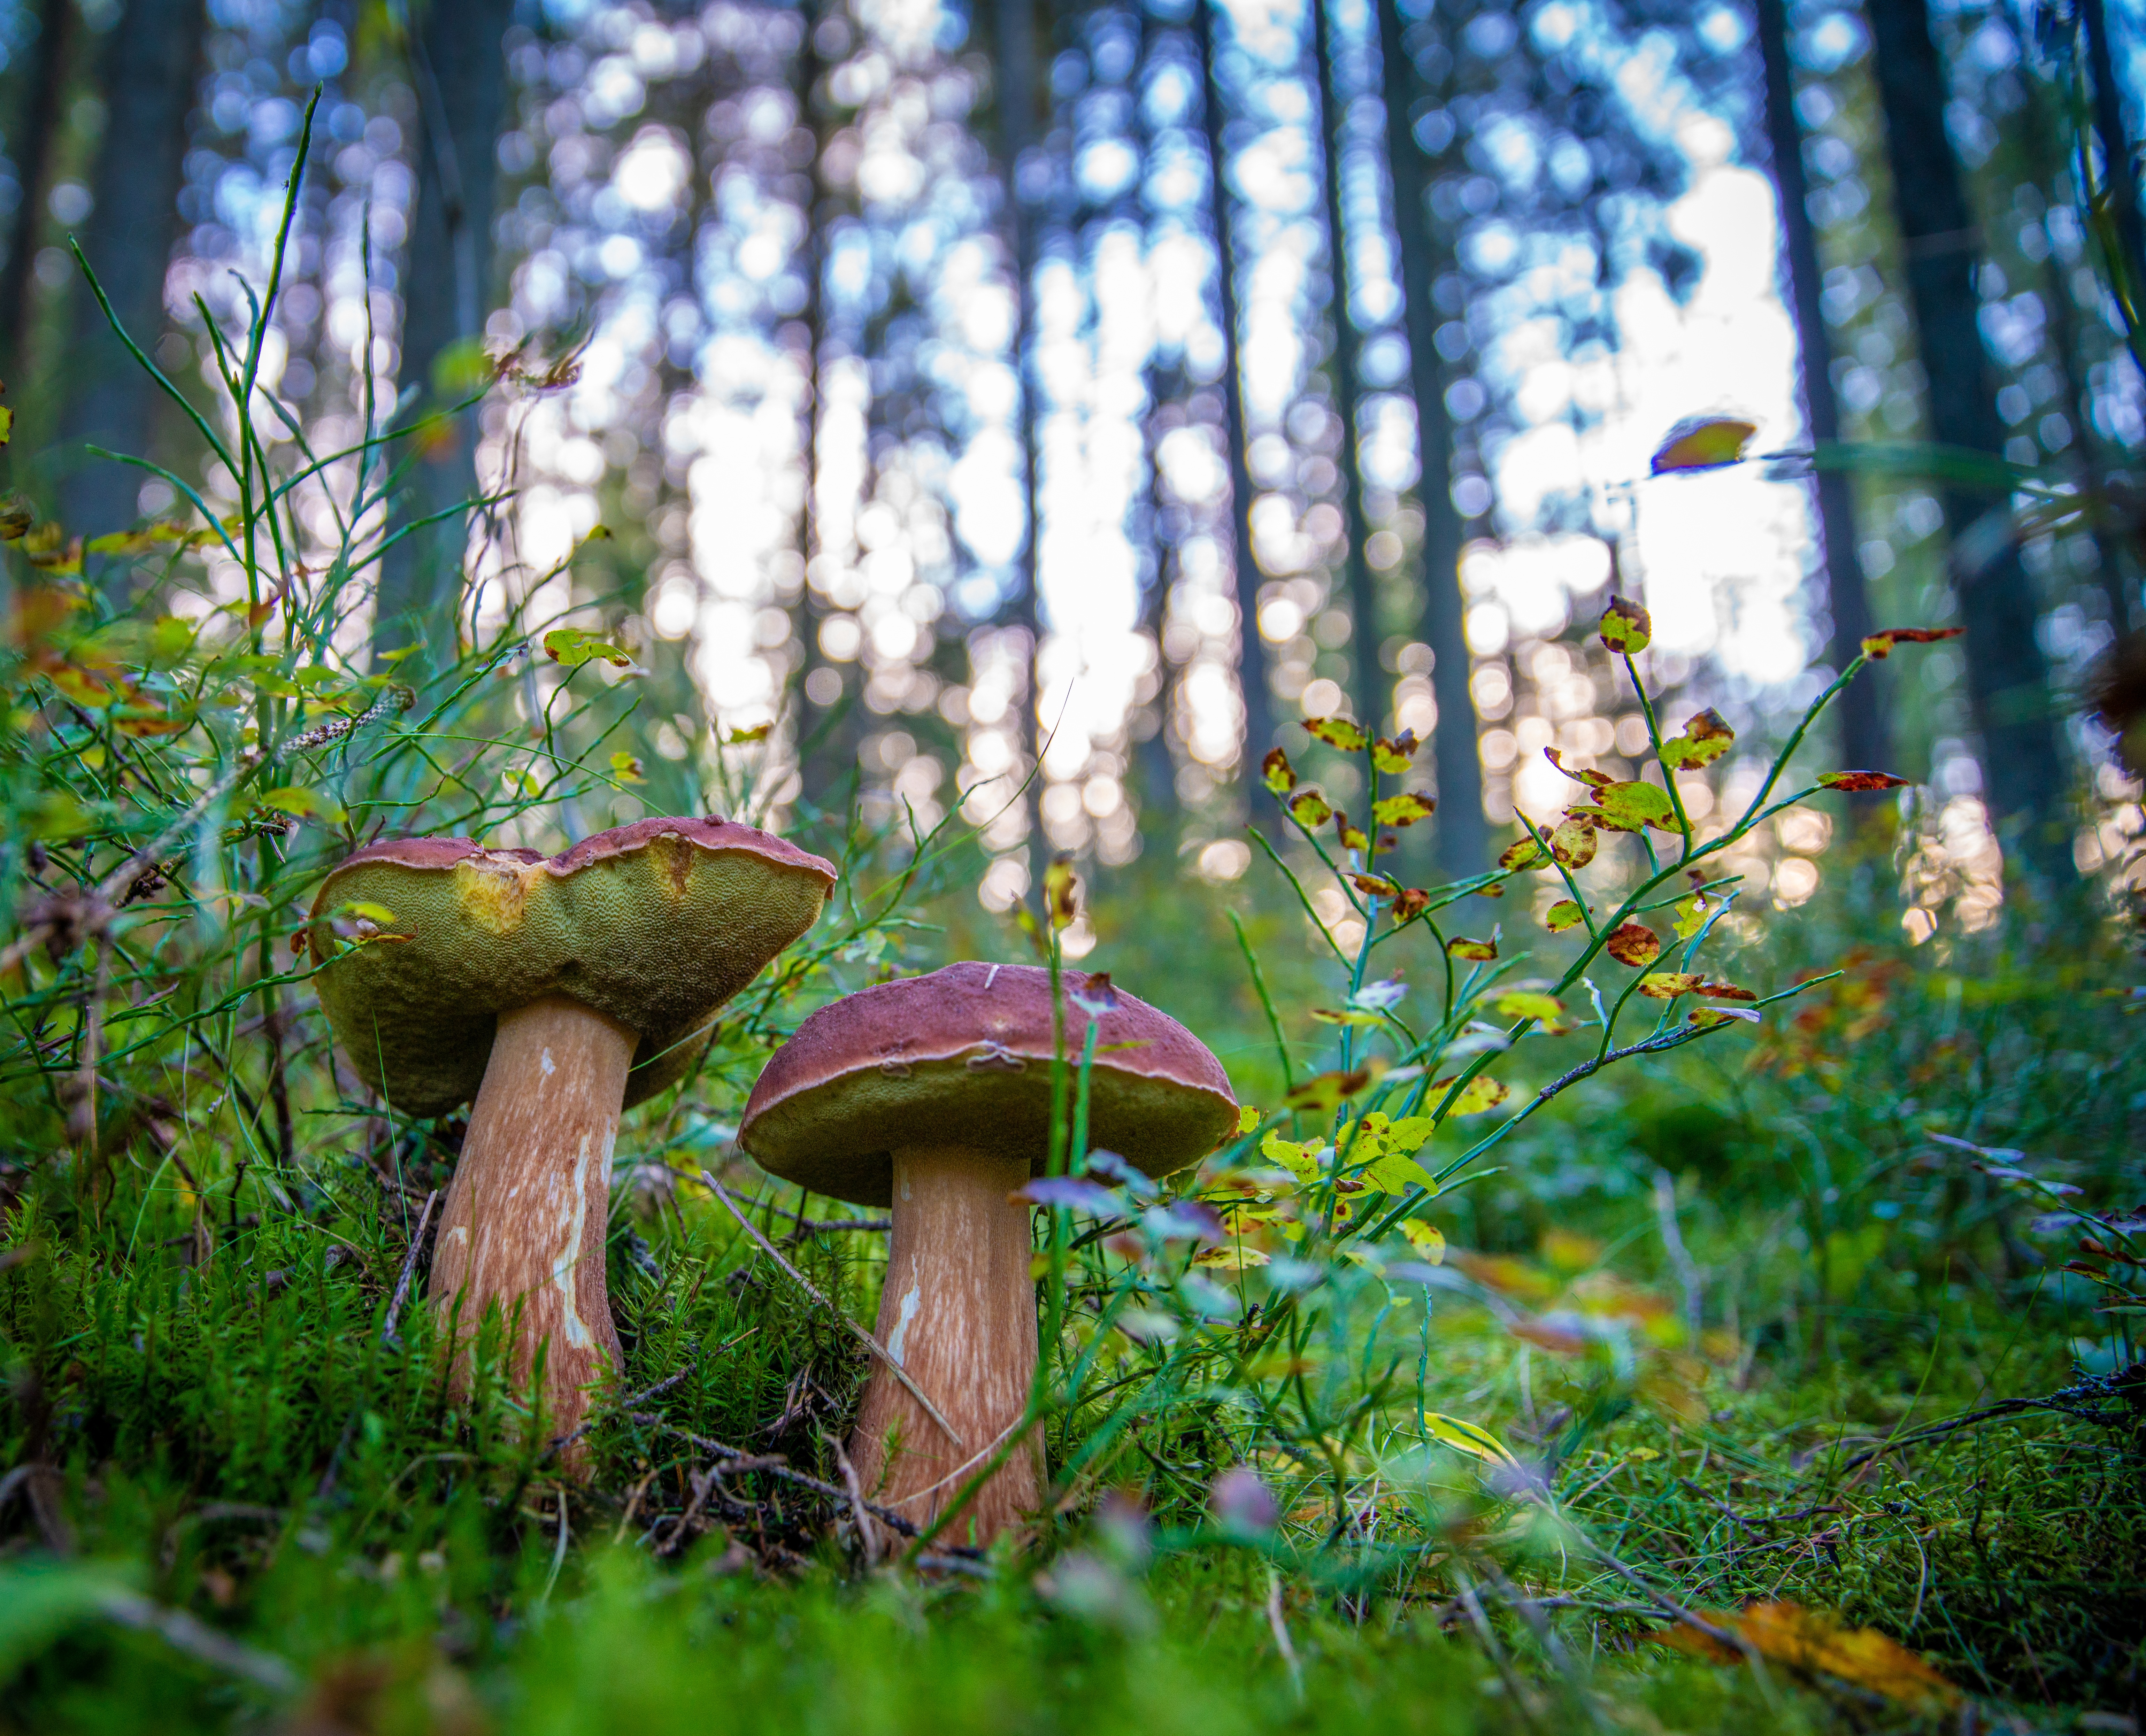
0;0;2139;908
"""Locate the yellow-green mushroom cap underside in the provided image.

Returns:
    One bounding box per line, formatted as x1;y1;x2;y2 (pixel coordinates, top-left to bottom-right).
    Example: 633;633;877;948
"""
308;817;837;1116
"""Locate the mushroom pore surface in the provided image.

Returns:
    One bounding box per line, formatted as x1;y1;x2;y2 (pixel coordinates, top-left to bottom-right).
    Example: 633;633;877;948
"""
740;962;1237;1207
310;817;836;1115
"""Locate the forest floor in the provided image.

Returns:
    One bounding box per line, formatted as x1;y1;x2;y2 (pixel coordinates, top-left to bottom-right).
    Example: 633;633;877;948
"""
1;855;2141;1736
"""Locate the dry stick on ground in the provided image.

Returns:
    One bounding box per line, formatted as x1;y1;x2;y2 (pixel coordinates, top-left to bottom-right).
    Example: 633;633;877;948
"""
695;1165;967;1449
648;1423;920;1540
537;1364;699;1467
379;1188;441;1345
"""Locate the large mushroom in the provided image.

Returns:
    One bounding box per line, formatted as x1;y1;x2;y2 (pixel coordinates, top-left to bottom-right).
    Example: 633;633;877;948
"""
738;962;1236;1546
308;817;836;1453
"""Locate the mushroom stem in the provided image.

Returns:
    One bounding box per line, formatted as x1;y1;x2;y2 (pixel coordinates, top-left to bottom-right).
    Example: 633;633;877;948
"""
850;1144;1040;1548
430;993;635;1463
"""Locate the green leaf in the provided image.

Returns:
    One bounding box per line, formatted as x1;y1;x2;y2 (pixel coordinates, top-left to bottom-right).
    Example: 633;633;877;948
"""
1599;594;1652;654
1304;715;1369;751
1372;792;1436;827
1399;1219;1446;1262
1574;780;1679;833
1371;731;1419;773
1044;854;1078;929
1424;1411;1521;1468
1671;893;1712;941
432;334;497;399
1549;815;1599;868
1440;1075;1510;1116
1651;415;1756;473
542;627;635;669
1310;1007;1386;1028
609;750;646;784
1492;990;1564;1023
1544;899;1585;933
1447;934;1498;962
1545;746;1611;788
1261;1131;1320;1181
0;405;13;448
1287;788;1332;830
0;492;33;540
255;785;345;825
1261;747;1297;795
1639;972;1703;999
1366;1151;1436;1194
1499;836;1548;871
1658;707;1736;770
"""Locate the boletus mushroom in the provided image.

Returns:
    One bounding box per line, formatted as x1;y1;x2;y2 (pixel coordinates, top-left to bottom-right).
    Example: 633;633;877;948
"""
308;817;836;1455
738;961;1235;1545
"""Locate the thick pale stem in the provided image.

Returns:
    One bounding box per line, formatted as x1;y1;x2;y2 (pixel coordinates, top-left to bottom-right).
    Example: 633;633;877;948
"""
850;1144;1039;1549
430;993;635;1463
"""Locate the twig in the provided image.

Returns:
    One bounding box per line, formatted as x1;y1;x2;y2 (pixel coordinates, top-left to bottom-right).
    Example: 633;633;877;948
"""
537;1485;569;1607
98;1588;298;1693
538;1363;698;1465
379;1189;439;1346
648;1425;919;1538
1654;1167;1702;1344
1266;1566;1305;1702
828;1430;879;1568
696;1166;967;1449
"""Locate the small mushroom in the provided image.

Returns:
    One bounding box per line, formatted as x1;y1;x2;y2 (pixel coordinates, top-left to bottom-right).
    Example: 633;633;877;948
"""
309;817;836;1456
739;962;1235;1545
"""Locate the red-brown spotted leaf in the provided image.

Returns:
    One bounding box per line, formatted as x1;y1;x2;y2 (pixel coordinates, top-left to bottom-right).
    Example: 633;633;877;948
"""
1285;1067;1372;1113
1335;811;1369;852
1499;835;1549;871
1546;746;1612;789
1044;854;1079;929
1688;1006;1760;1029
1600;594;1652;654
1447;935;1499;961
1437;1075;1511;1116
1549;815;1600;869
1472;881;1504;897
1638;972;1703;998
1392;887;1433;922
1860;627;1963;660
1659;708;1736;771
1544;899;1586;933
1818;770;1910;791
1697;980;1758;1001
1373;791;1437;827
1350;873;1399;898
1262;747;1297;795
1604;922;1662;967
1305;715;1369;751
1651;415;1757;474
1288;788;1332;829
1372;730;1420;773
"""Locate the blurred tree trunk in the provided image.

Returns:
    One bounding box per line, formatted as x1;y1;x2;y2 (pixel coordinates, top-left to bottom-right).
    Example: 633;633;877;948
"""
994;0;1044;860
1754;0;1883;780
2082;0;2146;310
55;0;203;566
1866;0;2067;881
1374;0;1483;876
0;0;74;408
1311;0;1382;734
1195;0;1278;798
372;0;515;666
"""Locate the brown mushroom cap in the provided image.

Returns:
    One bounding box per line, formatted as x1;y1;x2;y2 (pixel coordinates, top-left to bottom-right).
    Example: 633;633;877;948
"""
309;817;836;1116
738;961;1237;1208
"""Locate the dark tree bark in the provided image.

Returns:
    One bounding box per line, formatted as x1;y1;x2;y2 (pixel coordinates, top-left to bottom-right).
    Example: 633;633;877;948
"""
1865;0;2067;880
55;0;203;561
2082;0;2146;312
1754;0;1883;779
372;0;515;665
1373;0;1483;876
1311;0;1382;732
1195;0;1279;789
0;0;74;404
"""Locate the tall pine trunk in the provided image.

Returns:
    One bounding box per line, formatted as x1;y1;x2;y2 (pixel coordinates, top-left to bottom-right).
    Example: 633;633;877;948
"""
0;0;74;407
1755;0;1883;780
2081;0;2146;309
1373;0;1483;875
1865;0;2067;880
1311;0;1381;732
1195;0;1279;790
372;0;515;666
56;0;203;569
